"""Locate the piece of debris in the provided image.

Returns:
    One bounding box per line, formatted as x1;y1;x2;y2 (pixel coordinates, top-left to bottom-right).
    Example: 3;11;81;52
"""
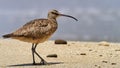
46;54;57;58
80;53;86;55
55;39;67;44
95;65;97;67
98;41;110;46
111;63;117;65
99;55;103;57
102;60;108;63
94;65;101;68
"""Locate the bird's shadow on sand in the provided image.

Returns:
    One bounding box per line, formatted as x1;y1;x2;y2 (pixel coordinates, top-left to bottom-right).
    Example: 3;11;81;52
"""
8;62;63;67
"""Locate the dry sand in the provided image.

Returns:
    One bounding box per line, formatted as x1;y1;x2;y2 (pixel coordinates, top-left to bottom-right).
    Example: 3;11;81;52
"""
0;39;120;68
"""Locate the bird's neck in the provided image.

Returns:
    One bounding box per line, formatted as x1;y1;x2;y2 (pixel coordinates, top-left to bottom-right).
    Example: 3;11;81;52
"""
48;18;57;23
48;18;58;28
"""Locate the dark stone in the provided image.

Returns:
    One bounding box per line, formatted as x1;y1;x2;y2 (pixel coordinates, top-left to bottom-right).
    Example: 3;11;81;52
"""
99;55;103;57
55;39;67;44
102;60;108;63
111;63;117;65
80;53;86;55
47;54;57;58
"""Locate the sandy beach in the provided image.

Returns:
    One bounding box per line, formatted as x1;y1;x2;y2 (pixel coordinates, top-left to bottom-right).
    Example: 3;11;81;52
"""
0;39;120;68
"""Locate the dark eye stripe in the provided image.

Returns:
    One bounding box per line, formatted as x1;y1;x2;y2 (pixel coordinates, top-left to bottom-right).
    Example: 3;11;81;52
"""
51;12;59;15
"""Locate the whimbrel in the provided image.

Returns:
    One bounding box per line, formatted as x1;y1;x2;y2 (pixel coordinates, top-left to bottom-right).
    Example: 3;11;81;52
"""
3;10;78;65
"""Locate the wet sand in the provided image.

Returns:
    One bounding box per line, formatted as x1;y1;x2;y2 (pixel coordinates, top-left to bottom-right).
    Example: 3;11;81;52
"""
0;39;120;68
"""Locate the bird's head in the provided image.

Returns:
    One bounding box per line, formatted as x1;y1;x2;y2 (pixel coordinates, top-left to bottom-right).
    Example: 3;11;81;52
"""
48;9;78;21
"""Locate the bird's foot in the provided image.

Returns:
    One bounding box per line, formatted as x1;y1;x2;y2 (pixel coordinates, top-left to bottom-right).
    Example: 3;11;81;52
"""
40;59;47;65
33;62;37;65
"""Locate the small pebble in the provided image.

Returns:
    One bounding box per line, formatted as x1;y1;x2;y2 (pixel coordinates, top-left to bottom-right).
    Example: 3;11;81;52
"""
80;53;86;55
99;55;103;57
102;60;108;63
55;39;67;44
47;54;57;58
95;65;98;67
111;63;117;65
94;65;101;68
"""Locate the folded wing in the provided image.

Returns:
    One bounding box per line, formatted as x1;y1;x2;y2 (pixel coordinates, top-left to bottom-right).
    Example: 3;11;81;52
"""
3;19;53;39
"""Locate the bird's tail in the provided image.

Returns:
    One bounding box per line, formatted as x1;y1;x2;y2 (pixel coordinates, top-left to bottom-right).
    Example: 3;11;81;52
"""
2;34;12;38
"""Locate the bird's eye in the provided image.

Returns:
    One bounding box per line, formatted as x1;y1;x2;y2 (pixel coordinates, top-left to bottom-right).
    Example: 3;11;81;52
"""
51;12;58;15
51;12;55;14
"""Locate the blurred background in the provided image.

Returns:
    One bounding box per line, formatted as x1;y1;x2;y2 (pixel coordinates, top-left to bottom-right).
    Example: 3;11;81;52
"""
0;0;120;42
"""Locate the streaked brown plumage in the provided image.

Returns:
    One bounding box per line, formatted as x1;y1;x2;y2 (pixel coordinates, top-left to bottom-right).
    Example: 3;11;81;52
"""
3;9;78;65
6;19;58;43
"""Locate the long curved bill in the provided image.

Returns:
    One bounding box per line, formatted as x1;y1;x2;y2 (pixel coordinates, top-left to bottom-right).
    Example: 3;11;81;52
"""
59;14;78;21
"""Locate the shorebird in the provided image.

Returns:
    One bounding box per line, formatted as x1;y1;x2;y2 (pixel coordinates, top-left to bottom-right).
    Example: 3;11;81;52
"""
3;9;78;65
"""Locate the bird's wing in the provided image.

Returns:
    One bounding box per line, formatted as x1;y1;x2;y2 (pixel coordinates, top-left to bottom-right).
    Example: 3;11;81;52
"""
11;19;53;38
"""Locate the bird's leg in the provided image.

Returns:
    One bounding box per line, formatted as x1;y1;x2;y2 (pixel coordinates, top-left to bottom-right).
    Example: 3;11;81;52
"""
34;44;47;65
32;43;36;65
